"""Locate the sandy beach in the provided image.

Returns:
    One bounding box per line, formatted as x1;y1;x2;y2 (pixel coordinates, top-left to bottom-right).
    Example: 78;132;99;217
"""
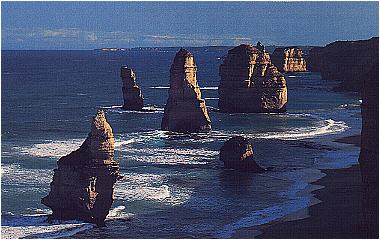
233;136;365;238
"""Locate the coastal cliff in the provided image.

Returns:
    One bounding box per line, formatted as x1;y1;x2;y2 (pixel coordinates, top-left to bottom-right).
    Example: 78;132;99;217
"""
121;66;144;110
41;110;121;225
218;44;288;113
359;63;379;237
161;48;211;132
307;37;379;92
271;47;307;72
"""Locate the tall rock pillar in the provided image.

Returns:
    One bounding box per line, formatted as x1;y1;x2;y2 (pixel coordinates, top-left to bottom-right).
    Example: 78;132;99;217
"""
161;48;211;133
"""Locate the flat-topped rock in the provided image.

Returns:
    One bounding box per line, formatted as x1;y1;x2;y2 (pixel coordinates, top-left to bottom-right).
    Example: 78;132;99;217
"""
121;66;144;110
218;43;288;113
271;47;307;72
41;110;121;225
161;48;211;133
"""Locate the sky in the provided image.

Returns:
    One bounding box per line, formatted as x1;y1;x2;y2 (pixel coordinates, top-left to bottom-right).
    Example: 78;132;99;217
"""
2;1;379;50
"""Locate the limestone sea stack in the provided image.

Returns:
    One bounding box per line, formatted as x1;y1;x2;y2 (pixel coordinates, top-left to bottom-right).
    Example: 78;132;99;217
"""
121;66;144;110
41;110;121;225
218;43;288;113
307;37;379;92
161;48;211;133
271;47;307;72
220;136;265;172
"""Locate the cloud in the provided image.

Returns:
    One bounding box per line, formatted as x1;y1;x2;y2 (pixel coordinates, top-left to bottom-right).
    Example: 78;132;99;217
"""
2;27;267;49
86;32;98;41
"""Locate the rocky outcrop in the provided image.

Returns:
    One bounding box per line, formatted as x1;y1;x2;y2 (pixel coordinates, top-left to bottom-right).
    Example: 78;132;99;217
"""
271;47;307;72
161;48;211;133
307;37;379;92
218;44;288;113
220;136;265;172
121;66;144;110
42;110;121;225
359;63;379;238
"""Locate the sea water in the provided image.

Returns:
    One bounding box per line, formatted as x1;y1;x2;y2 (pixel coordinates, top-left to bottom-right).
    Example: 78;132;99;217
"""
1;49;361;238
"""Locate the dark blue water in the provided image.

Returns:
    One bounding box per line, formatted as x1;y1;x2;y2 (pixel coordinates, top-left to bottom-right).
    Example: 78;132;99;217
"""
1;49;361;238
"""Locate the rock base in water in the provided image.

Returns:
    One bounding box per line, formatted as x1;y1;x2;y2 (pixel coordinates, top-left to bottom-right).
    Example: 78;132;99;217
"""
41;110;122;225
220;136;265;172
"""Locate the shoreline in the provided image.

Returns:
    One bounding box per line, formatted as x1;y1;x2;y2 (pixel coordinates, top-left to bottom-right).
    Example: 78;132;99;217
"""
233;135;364;238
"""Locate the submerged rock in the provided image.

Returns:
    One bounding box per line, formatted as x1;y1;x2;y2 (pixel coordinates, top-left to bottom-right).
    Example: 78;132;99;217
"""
121;66;144;110
161;48;211;133
220;136;265;172
218;43;288;113
42;110;121;225
271;47;307;72
307;37;378;92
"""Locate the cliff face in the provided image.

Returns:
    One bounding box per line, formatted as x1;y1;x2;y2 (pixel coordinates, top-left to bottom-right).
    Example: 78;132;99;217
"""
121;66;144;110
218;44;288;113
307;37;379;92
161;48;211;133
359;63;379;238
271;47;307;72
42;111;121;225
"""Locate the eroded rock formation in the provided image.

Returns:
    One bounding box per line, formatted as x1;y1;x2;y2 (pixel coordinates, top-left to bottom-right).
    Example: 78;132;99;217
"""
220;136;265;172
307;37;379;92
271;47;307;72
161;48;211;132
359;63;379;238
218;44;288;113
121;66;144;110
42;110;121;225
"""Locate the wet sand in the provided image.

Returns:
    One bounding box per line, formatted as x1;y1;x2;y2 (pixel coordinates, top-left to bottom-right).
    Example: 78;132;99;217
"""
233;135;364;239
334;135;361;147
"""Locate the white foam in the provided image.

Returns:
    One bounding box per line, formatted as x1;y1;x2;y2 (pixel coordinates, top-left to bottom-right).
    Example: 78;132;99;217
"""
11;136;136;158
101;105;123;109
149;86;169;89
1;164;52;188
200;86;218;90
13;139;84;158
123;147;218;165
256;119;348;140
1;215;94;239
114;173;192;205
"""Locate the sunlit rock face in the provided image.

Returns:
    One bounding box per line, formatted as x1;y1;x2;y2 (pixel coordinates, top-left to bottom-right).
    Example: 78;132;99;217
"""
218;44;288;113
42;110;122;225
271;47;307;72
161;48;211;133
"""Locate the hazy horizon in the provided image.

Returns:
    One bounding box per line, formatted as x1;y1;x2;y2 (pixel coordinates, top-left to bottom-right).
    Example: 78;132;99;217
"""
2;1;379;50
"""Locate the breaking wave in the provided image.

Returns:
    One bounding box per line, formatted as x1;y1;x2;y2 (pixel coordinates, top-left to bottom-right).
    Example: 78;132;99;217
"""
114;173;192;205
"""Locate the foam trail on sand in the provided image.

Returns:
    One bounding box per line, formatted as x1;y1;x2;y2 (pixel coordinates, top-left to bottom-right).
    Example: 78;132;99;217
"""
1;215;94;239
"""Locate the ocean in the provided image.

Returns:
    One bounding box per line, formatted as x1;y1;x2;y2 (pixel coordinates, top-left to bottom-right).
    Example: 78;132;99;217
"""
1;49;362;238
